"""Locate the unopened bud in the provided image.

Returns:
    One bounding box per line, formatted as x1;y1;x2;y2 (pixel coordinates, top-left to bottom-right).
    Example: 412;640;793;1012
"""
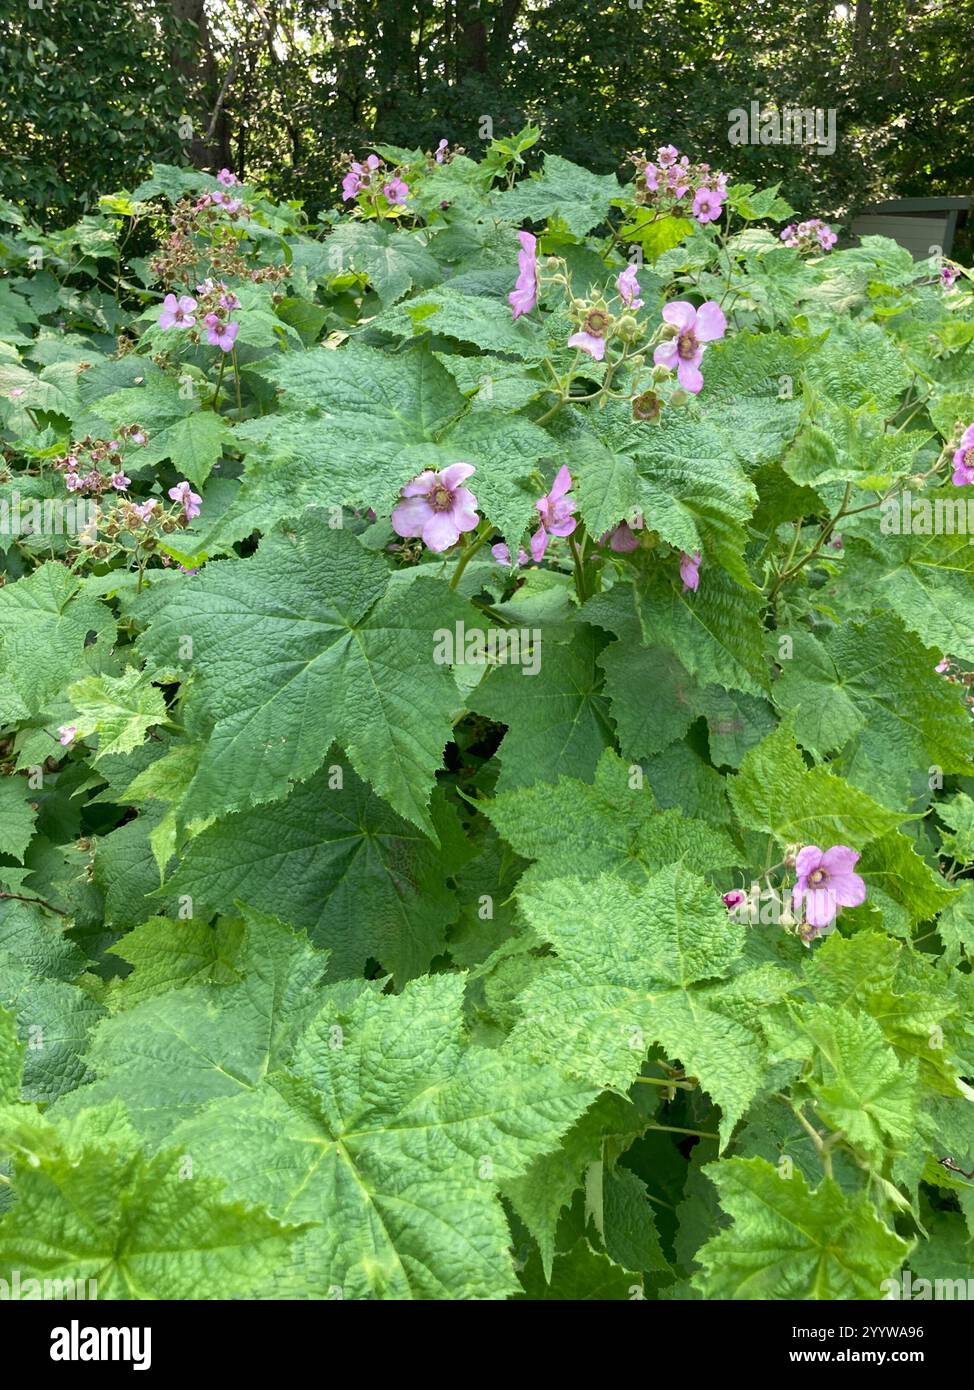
670;387;689;407
615;313;639;341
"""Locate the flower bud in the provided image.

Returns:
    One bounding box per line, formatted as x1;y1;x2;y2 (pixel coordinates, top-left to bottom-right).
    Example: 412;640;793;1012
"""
783;844;800;869
660;322;679;340
615;313;640;341
651;364;671;382
670;387;690;407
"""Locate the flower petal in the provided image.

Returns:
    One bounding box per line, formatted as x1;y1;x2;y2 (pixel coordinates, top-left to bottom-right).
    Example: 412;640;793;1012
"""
661;301;696;331
694;301;727;342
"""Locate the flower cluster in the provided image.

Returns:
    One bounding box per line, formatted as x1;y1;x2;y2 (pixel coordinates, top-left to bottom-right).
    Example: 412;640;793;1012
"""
779;218;838;253
632;145;729;226
342;152;409;208
148;188;286;290
493;466;579;566
52;424;148;496
159;277;241;352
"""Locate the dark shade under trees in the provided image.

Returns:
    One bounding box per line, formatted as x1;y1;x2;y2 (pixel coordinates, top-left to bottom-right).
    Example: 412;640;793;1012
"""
1;0;972;231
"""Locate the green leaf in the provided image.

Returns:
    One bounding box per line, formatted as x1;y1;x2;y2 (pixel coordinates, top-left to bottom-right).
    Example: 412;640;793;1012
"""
469;623;614;790
694;1156;910;1298
494;155;621;238
510;864;773;1145
162;766;467;984
730;721;906;848
139;519;476;836
0;774;36;864
171;972;597;1299
481;748;739;894
326;221;440;305
0;1103;304;1299
67;669;167;759
0;563;114;722
138;410;232;491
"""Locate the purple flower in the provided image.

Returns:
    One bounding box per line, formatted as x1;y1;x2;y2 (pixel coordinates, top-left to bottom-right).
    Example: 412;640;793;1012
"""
366;154;382;171
220;291;240;311
816;223;838;251
792;844;866;937
692;187;724;225
64;472;85;492
532;466;577;560
653;300;726;394
509;231;538;320
391;462;479;552
217;168;239;187
131;431;147;446
780;225;797;243
57;724;77;747
342;163;364;201
435;138;449;163
212;190;242;213
657;144;679;168
941;264;959;289
492;542;529;567
110;472;131;491
723;889;747;912
159;294;197;330
828;533;843;550
133;500;157;523
679;549;701;592
169;480;202;521
644;162;660;192
952;424;974;486
384;177;409;206
616;264;644;310
935;657;951;674
206;319;239;353
602;520;640;553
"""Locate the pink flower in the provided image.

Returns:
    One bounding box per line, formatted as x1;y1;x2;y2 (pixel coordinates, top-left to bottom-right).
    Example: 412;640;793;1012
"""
723;889;747;912
816;223;838;251
509;231;538;320
220;291;240;311
110;472;130;490
532;466;577;560
935;657;951;674
212;190;242;213
941;264;959;289
206;319;239;353
217;168;239;187
828;533;843;550
657;144;679;168
169;480;202;521
644;163;659;193
366;154;382;171
131;431;147;446
952;424;974;486
601;520;640;553
57;725;77;747
435;139;449;163
780;225;796;243
792;844;866;937
616;264;643;310
384;177;409;206
653;300;726;394
492;542;529;567
64;472;85;492
679;550;701;591
133;500;157;523
159;294;197;330
567;330;606;361
391;462;479;552
692;187;724;224
342;163;364;200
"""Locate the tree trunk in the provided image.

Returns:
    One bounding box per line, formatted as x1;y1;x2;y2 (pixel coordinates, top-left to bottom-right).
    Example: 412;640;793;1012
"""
170;0;231;171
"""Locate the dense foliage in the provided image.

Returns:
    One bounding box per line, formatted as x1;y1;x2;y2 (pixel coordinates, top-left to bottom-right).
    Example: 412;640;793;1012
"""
3;0;973;240
0;136;973;1300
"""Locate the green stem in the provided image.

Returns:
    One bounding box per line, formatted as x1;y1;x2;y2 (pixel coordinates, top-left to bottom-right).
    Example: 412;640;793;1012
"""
212;352;228;410
643;1123;719;1141
449;523;491;590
